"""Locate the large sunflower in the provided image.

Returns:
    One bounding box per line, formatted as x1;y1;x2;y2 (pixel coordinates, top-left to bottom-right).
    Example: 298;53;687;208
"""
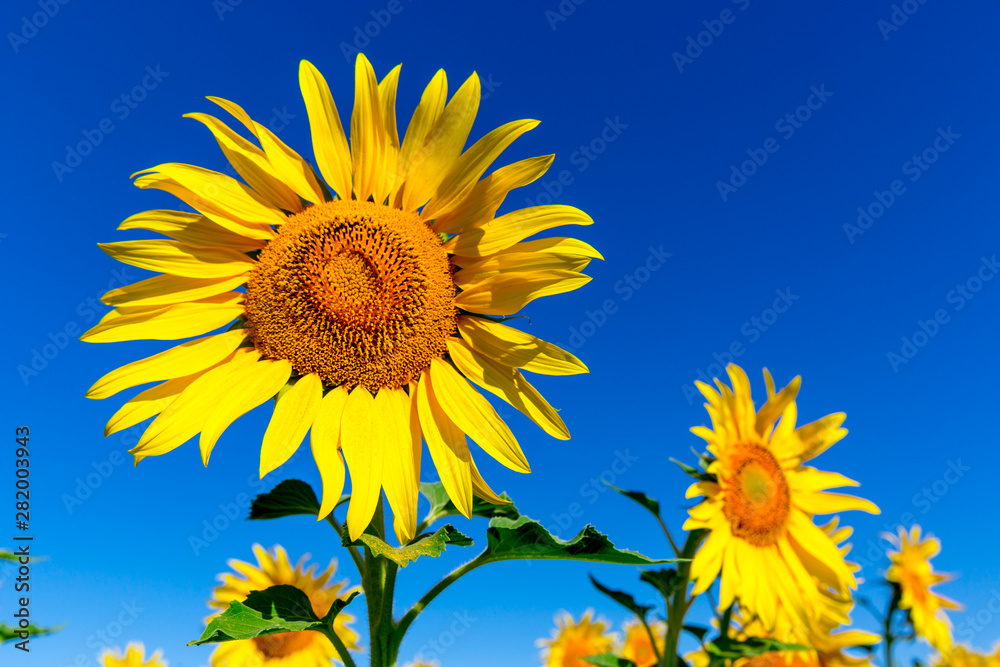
885;525;960;651
83;54;597;542
683;365;880;630
207;544;360;666
100;643;166;667
537;610;617;667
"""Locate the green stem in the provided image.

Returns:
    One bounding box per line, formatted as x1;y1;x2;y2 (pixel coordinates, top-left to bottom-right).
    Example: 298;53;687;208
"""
661;530;707;667
656;515;681;559
884;585;902;667
320;625;359;667
362;498;394;667
325;515;365;579
639;614;664;665
392;552;489;652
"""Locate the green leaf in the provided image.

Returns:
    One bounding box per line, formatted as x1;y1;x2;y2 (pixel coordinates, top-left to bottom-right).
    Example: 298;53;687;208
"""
0;623;58;643
706;636;811;661
670;457;715;483
0;550;16;562
589;575;652;619
684;624;710;641
606;484;661;521
188;584;358;646
482;516;675;565
352;525;473;568
419;482;520;525
639;568;681;600
249;479;321;520
583;654;638;667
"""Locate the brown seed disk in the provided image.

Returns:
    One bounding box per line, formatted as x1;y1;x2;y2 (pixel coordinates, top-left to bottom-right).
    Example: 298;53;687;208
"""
721;443;791;547
244;199;457;391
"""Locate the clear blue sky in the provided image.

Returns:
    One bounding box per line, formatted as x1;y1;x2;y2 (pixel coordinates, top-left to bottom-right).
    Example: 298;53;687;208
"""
3;1;999;665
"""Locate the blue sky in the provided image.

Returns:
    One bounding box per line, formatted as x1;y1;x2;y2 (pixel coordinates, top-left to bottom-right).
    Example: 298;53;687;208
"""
3;0;1000;665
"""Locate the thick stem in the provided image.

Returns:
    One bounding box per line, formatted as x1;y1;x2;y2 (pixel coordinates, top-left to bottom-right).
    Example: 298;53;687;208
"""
363;498;394;667
661;530;707;667
884;585;902;667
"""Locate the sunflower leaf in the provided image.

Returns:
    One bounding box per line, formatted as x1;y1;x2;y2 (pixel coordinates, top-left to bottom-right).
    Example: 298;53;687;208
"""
481;516;675;565
606;484;661;520
249;479;321;520
583;654;638;667
705;636;811;661
670;457;716;483
0;623;58;643
188;584;357;645
0;550;16;562
418;481;520;527
351;525;474;568
639;568;681;600
589;575;652;620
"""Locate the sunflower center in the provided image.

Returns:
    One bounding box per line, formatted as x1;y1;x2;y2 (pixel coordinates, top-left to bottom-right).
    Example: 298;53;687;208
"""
722;444;790;546
253;630;315;659
245;199;457;391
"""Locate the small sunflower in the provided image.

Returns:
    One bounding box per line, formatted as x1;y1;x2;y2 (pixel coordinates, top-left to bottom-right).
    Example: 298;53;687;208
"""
933;645;1000;667
537;610;617;667
83;54;596;543
621;618;666;667
683;364;880;630
100;643;166;667
885;525;960;651
207;544;360;666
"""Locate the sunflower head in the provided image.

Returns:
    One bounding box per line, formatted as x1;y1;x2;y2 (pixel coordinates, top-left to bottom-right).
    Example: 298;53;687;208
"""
933;645;1000;667
208;544;360;666
537;610;617;667
885;525;961;651
99;643;166;667
621;618;666;667
84;53;596;545
683;364;879;630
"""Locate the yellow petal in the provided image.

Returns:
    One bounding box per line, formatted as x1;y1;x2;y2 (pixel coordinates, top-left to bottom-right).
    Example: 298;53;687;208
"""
456;315;587;375
200;358;293;465
80;293;245;343
795;491;880;516
453;270;591;315
260;373;324;477
340;387;386;541
398;72;480;212
447;338;569;440
101;274;248;308
432;155;555;234
184;112;303;212
208;96;327;204
131;349;259;462
416;373;473;518
133;163;284;232
378;387;419;544
444;205;593;257
421;119;539;221
453;251;591;289
378;64;402;200
393;69;447;204
427;357;529;473
97;240;255;278
299;60;353;200
104;373;203;436
311;386;350;519
118;209;263;251
350;54;386;204
470;458;510;505
87;329;248;399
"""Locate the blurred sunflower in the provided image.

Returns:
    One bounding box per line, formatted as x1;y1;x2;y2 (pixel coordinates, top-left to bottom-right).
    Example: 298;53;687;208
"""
933;645;1000;667
100;643;166;667
621;618;666;667
537;610;617;667
207;544;360;666
885;525;960;651
683;365;880;630
83;54;598;542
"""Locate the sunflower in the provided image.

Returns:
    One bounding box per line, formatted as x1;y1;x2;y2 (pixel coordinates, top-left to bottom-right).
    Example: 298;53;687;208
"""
683;364;880;630
537;610;617;667
933;646;1000;667
83;54;597;542
207;544;360;666
885;526;960;651
621;618;666;667
100;643;166;667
